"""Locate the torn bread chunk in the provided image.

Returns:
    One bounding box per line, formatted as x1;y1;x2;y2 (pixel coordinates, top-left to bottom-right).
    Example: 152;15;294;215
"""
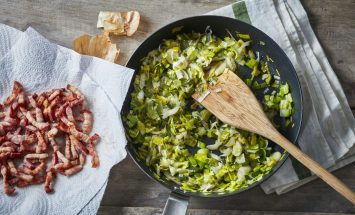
73;34;120;63
97;11;140;36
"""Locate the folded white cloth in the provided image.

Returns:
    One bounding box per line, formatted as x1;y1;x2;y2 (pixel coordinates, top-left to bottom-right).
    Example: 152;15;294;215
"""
0;25;134;214
208;0;355;194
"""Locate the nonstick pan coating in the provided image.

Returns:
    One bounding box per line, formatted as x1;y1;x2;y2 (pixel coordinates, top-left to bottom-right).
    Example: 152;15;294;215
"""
122;15;303;198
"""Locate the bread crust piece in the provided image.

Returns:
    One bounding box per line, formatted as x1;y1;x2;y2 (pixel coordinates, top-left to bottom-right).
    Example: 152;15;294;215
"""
73;34;120;63
97;11;140;36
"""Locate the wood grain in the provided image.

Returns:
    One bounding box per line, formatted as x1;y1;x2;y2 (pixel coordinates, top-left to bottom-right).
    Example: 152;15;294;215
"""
102;157;355;213
300;0;355;108
0;0;354;214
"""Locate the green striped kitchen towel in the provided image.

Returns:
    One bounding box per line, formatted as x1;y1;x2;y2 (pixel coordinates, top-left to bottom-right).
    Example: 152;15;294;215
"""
208;0;355;194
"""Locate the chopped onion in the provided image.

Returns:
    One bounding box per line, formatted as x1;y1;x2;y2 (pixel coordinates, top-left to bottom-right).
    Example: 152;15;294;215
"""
197;90;210;103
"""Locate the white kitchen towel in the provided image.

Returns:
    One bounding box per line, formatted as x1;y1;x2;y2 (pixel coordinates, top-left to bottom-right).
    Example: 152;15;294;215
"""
78;180;108;214
208;0;355;194
0;25;134;214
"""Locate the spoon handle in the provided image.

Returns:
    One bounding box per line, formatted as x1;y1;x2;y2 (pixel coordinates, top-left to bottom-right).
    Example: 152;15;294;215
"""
270;131;355;204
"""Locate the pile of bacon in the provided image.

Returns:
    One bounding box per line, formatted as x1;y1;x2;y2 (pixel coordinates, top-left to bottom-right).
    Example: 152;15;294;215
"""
0;81;100;195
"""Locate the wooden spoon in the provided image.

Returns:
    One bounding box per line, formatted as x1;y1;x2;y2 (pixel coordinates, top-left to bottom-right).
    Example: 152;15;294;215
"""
192;69;355;204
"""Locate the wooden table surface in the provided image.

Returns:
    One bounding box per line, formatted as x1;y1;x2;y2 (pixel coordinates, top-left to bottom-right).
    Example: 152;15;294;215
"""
0;0;354;214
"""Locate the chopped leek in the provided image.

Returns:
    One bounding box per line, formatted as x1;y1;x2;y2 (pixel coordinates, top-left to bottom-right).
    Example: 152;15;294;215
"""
125;31;294;193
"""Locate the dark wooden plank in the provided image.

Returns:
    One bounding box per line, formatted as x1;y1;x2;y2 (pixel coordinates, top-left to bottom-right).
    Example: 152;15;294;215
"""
98;206;350;215
0;0;234;64
300;0;355;108
101;157;355;213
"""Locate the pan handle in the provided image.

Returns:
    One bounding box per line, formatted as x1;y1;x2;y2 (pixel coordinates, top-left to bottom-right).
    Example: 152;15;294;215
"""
162;192;190;215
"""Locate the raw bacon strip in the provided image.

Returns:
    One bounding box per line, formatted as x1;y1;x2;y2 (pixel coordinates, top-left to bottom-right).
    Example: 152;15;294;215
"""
55;122;69;133
69;124;90;143
7;160;18;176
55;101;69;118
70;137;79;159
18;172;34;182
65;135;71;159
3;116;18;126
47;97;61;122
18;92;25;106
82;111;93;134
7;133;24;145
21;162;45;175
69;135;88;155
36;131;47;153
11;101;19;113
49;138;59;152
67;85;83;99
88;134;100;168
28;95;37;108
17;175;45;187
26;133;37;144
69;98;83;108
0;121;14;129
1;165;15;195
44;172;55;193
60;116;72;127
24;159;37;170
42;99;50;121
52;163;71;171
25;111;50;130
2;141;18;149
13;127;21;135
51;152;59;166
26;125;38;132
79;153;86;166
36;94;46;107
64;165;82;176
0;146;15;153
0;152;22;160
35;107;44;122
47;127;58;138
19;143;35;153
4;81;23;106
19;117;28;126
48;89;61;102
8;132;35;146
56;151;69;164
47;160;78;173
66;106;75;122
16;109;24;119
7;105;15;118
8;177;19;186
25;153;49;159
0;125;4;136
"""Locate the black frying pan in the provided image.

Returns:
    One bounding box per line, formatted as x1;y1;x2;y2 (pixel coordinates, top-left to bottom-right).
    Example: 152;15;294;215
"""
122;16;303;215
